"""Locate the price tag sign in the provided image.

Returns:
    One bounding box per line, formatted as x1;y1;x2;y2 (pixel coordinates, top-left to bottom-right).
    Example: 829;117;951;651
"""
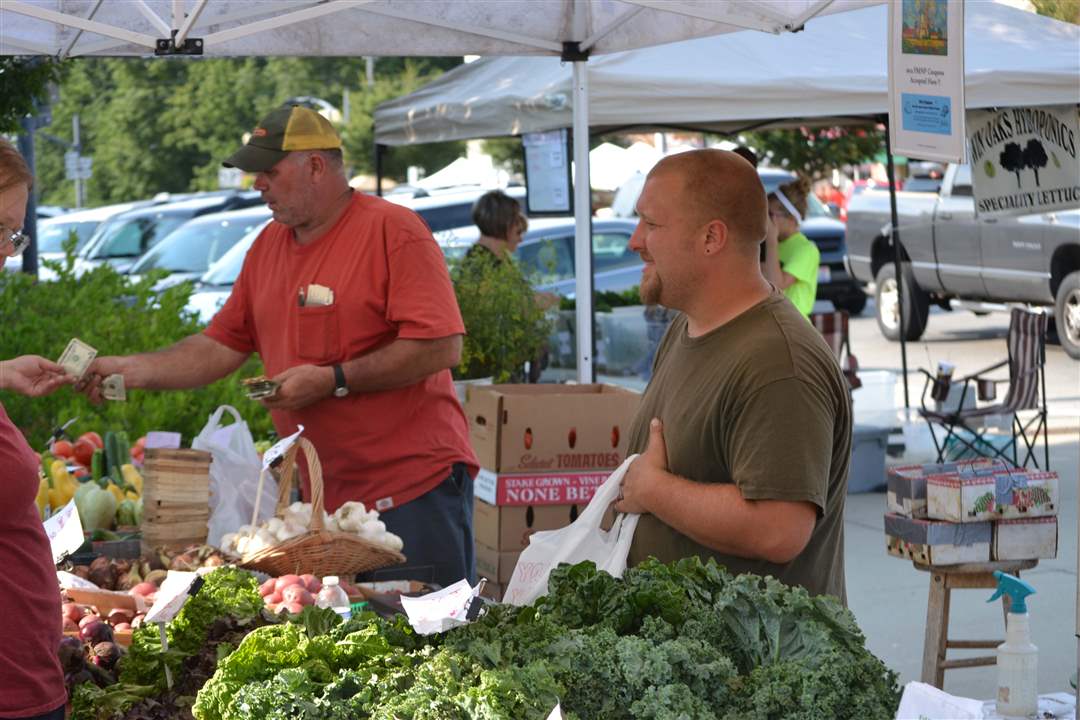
44;499;84;563
547;704;564;719
400;579;483;635
262;425;304;470
144;571;202;624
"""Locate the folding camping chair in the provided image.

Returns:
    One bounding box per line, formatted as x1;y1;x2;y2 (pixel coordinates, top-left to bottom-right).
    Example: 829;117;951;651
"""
810;310;861;390
918;308;1049;469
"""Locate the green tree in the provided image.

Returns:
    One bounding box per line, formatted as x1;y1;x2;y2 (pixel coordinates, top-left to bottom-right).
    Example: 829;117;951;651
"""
482;137;524;175
340;60;465;181
0;57;64;133
739;126;884;178
1032;0;1080;23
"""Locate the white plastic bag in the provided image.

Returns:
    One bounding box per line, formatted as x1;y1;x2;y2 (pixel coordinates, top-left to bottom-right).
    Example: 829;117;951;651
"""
193;405;277;547
503;455;640;606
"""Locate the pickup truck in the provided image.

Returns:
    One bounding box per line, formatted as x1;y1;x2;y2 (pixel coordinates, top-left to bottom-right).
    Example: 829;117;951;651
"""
846;163;1080;359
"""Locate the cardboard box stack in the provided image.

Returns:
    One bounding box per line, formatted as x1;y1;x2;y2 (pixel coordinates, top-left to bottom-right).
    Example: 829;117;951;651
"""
465;384;640;600
885;460;1058;565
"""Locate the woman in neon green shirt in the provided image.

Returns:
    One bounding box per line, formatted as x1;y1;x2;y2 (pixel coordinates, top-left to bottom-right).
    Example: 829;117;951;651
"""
762;176;819;317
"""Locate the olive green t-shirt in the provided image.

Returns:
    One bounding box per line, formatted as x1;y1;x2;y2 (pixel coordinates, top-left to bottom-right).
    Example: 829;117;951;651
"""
626;289;851;602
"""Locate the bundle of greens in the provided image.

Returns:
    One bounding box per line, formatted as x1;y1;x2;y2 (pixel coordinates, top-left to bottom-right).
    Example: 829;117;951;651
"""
191;558;899;720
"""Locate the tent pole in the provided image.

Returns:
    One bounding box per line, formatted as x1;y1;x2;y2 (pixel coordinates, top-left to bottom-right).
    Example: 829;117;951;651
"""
883;117;910;409
571;58;595;383
17;115;39;277
374;143;384;197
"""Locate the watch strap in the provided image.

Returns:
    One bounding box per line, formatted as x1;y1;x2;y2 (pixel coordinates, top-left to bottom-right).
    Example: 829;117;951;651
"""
332;364;348;396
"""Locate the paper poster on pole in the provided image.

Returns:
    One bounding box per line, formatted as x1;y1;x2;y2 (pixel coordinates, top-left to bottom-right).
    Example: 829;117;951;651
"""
523;129;573;216
967;105;1080;219
888;0;966;163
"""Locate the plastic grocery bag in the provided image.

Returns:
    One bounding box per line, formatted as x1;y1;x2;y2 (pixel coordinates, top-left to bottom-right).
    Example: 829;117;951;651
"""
503;455;640;606
193;405;277;548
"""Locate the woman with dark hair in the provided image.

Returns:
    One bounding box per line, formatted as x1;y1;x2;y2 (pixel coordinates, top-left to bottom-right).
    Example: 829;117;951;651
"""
762;175;819;318
0;138;73;720
465;189;529;264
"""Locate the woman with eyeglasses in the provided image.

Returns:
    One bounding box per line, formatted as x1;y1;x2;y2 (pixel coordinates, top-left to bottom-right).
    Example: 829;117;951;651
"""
762;175;819;318
0;138;73;720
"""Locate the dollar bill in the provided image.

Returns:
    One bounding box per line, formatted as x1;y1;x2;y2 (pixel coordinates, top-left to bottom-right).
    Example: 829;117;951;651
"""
102;374;126;402
57;338;97;379
241;375;279;400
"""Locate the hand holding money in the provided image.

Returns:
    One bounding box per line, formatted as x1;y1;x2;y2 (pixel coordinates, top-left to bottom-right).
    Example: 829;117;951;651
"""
74;355;129;404
0;355;74;397
257;364;337;412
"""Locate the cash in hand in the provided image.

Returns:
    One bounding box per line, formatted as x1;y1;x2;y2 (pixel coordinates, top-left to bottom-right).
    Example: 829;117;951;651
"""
102;374;126;402
57;338;97;379
241;375;279;400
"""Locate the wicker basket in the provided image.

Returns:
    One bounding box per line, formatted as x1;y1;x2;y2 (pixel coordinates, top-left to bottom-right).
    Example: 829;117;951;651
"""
238;437;406;577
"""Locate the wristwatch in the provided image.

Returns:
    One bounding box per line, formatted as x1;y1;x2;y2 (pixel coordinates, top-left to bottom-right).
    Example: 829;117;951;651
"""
332;364;349;398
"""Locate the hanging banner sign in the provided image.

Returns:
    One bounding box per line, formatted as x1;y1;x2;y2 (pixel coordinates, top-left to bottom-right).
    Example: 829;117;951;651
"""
888;0;966;163
522;129;573;216
967;105;1080;219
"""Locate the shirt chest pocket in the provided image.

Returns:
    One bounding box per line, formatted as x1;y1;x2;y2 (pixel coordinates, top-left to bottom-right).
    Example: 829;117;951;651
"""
296;304;341;363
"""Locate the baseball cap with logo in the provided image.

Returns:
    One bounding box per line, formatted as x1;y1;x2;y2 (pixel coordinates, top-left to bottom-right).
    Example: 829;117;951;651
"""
223;105;342;173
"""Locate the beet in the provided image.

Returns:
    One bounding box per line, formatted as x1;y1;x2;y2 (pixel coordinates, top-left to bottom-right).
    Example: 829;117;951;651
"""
79;620;114;645
58;636;86;674
91;641;122;671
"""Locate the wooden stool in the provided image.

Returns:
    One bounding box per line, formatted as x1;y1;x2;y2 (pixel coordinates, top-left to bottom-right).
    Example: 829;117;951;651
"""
915;559;1038;688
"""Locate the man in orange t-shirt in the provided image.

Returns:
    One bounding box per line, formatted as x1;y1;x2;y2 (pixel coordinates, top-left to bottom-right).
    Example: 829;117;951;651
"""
81;106;479;586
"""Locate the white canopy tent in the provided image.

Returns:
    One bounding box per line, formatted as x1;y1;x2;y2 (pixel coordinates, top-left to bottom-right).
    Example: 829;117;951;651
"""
374;1;1080;144
373;0;1080;389
1;0;882;382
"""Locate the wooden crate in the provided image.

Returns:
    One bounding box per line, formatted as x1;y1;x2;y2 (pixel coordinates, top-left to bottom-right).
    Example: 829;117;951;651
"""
141;448;212;550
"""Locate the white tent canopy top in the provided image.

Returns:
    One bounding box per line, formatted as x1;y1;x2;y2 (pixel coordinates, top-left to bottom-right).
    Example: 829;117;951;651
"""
0;0;879;59
374;2;1080;146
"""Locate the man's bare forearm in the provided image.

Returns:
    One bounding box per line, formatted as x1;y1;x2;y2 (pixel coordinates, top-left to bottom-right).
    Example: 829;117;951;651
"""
123;334;250;390
642;472;816;564
340;335;461;394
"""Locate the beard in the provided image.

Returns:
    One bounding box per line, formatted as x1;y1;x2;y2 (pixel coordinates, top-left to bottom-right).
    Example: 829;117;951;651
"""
639;265;663;305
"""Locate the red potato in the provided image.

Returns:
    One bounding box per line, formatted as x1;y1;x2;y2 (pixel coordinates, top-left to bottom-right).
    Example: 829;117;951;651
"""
131;614;145;629
79;613;100;629
265;590;283;605
300;574;321;594
274;574;303;593
129;582;158;598
259;578;277;597
282;585;313;606
62;618;78;632
112;622;131;632
107;608;133;626
282;601;304;614
62;602;86;624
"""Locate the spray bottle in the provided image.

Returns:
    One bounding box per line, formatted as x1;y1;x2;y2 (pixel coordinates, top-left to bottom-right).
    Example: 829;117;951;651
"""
986;570;1037;717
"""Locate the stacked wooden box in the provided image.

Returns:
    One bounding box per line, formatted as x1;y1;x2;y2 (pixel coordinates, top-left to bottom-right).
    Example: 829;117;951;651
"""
885;459;1058;565
140;448;213;551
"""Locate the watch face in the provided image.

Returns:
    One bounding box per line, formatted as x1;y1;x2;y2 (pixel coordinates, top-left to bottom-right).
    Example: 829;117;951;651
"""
334;386;348;398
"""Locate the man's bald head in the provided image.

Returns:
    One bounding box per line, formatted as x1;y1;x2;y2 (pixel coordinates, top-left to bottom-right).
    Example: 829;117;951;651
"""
649;149;768;252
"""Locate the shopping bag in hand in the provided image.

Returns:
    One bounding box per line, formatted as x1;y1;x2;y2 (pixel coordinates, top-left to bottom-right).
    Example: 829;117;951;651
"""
194;405;277;547
503;455;640;606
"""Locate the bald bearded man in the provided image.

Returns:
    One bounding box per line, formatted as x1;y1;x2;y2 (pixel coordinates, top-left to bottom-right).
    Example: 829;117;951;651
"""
613;149;852;602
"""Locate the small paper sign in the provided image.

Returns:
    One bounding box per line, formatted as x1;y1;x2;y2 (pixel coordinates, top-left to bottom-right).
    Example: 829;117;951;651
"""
262;425;304;470
399;578;483;635
57;570;98;590
44;499;84;563
547;704;564;720
145;431;182;449
144;571;201;624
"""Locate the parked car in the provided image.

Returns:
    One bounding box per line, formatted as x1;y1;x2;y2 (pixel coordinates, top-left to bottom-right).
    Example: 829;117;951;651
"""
613;167;867;314
845;163;1080;358
438;216;643;297
76;191;263;274
388;186;526;232
6;201;150;278
128;206;271;289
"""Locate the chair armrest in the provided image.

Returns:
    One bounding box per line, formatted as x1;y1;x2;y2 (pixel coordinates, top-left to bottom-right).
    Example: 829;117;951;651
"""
957;359;1008;383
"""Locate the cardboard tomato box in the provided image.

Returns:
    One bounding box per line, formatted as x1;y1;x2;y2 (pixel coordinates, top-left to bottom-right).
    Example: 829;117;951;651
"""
884;513;991;565
927;469;1058;523
475;467;608;506
992;516;1058;561
474;542;521;585
473;498;581;551
886;460;1011;518
464;383;639;474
